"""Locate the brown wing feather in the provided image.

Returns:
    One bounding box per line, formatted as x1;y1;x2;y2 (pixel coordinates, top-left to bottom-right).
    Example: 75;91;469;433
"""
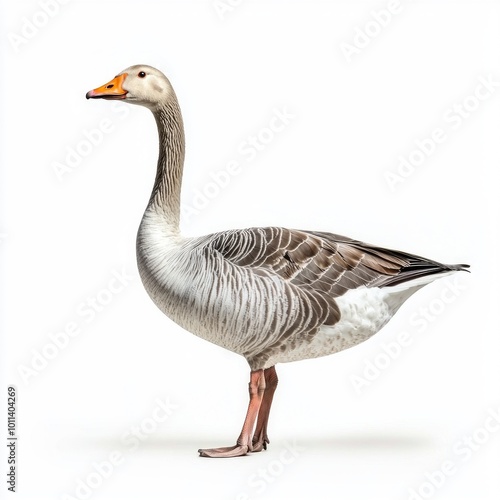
210;227;467;298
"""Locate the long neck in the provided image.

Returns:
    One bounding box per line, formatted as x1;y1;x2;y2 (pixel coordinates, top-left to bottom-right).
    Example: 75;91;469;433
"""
147;99;185;232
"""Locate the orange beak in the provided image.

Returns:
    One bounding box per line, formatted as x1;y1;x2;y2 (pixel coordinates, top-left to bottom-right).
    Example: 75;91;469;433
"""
86;73;128;100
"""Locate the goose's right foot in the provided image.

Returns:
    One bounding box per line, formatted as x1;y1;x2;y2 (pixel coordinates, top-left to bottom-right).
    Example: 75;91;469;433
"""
251;434;269;452
251;366;278;453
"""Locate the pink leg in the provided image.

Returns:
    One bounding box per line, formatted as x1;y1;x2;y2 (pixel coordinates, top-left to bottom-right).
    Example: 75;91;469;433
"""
252;366;278;452
198;369;266;458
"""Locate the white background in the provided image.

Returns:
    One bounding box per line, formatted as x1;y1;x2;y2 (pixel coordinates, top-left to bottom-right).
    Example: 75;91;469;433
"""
1;1;500;499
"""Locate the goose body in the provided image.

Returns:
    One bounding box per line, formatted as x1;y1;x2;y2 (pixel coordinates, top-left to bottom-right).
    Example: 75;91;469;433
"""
87;65;469;458
138;217;461;370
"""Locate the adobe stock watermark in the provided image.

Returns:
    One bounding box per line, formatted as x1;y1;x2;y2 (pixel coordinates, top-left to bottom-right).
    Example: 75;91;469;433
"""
52;102;130;182
213;0;244;21
180;106;295;223
235;440;304;500
384;74;500;191
17;267;134;385
8;0;72;53
350;275;467;393
340;0;404;63
407;404;500;500
61;396;179;500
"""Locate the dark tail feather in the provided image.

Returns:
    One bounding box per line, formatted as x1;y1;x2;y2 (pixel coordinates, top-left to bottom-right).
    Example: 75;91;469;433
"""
381;261;470;288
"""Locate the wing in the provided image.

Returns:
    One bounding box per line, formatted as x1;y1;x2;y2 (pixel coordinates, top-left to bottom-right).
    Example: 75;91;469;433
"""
206;226;467;298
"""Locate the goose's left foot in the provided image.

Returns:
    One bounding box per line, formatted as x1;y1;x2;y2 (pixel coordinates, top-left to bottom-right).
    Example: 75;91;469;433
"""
198;444;249;458
198;366;279;458
198;368;267;458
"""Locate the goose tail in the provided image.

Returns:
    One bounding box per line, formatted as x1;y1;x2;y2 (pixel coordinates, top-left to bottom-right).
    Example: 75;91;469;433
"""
381;262;470;289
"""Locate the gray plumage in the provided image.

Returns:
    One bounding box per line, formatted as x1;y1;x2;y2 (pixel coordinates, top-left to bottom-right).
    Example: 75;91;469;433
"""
120;67;467;371
87;64;469;458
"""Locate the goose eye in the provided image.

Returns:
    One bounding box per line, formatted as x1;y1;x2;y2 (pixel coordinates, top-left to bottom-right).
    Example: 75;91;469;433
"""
138;71;146;78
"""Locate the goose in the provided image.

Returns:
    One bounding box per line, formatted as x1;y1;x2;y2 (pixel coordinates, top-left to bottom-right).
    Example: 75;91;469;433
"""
86;65;469;458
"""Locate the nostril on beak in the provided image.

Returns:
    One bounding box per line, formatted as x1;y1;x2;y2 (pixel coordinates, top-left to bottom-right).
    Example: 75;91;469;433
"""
106;84;114;89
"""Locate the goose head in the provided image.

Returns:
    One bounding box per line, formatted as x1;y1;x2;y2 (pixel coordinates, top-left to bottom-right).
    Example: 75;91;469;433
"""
86;64;174;110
